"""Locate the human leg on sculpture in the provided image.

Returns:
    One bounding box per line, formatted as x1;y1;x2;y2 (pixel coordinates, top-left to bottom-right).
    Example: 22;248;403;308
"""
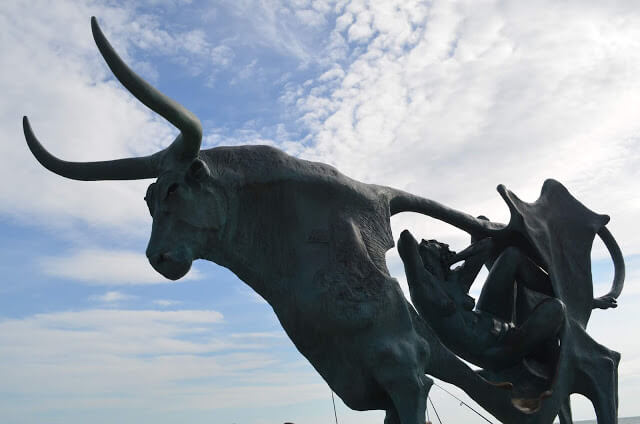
474;246;563;370
401;231;564;373
484;298;565;369
477;246;553;322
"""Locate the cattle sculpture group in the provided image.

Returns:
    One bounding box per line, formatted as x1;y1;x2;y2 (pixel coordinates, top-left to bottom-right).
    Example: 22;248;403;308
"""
22;17;626;424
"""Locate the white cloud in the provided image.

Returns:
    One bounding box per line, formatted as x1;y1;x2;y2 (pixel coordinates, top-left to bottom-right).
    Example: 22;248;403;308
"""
0;308;327;418
318;66;345;81
295;8;327;27
3;1;640;422
90;290;134;303
282;0;640;261
40;248;202;285
0;0;242;239
0;0;173;237
347;9;373;42
99;9;235;76
213;0;345;64
231;58;259;84
615;261;640;295
153;299;182;307
0;309;226;363
180;29;210;55
210;44;234;67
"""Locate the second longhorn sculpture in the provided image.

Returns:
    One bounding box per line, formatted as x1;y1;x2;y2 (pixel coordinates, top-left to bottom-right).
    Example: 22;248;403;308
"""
22;17;625;424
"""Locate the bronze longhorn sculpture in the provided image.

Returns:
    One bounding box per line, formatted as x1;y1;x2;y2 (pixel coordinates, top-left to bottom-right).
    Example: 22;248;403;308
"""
23;17;625;424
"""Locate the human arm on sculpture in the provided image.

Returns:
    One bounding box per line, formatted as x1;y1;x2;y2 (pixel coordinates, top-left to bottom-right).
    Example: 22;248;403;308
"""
398;230;455;317
449;237;496;294
592;226;624;310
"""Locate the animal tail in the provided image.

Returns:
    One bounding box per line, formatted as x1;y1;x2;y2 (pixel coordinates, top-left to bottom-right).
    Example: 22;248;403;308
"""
385;187;505;237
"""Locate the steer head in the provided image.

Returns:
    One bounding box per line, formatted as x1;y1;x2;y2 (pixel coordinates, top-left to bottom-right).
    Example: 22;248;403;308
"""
22;17;226;280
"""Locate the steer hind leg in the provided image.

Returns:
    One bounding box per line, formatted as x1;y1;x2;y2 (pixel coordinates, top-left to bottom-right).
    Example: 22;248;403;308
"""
572;327;620;424
575;353;619;424
557;397;573;424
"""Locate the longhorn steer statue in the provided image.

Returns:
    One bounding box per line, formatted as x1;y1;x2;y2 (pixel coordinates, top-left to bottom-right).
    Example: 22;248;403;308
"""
22;18;625;424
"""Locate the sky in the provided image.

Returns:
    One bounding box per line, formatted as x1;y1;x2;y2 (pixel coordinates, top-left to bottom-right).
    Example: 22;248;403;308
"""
1;0;639;423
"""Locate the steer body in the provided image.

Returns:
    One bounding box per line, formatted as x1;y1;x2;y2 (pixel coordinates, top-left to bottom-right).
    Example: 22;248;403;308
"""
23;17;530;424
152;144;427;412
142;144;525;422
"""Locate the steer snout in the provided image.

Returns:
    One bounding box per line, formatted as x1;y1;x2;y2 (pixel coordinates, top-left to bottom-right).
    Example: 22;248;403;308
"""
147;247;193;281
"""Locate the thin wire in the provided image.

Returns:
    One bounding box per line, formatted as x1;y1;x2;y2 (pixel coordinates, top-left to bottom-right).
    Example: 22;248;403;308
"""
433;382;495;424
331;390;339;424
428;396;444;424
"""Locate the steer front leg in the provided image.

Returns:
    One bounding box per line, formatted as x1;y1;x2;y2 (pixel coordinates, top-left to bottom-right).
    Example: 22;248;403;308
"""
373;339;431;424
378;369;430;424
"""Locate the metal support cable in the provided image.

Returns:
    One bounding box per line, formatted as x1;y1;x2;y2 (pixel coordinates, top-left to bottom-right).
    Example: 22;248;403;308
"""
331;390;339;424
433;382;495;424
428;396;444;424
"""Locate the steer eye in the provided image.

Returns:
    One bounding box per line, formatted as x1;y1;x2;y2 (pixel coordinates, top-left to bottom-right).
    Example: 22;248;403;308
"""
166;183;179;198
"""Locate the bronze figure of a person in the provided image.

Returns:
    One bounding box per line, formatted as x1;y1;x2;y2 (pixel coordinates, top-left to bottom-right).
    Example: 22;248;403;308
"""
398;230;565;372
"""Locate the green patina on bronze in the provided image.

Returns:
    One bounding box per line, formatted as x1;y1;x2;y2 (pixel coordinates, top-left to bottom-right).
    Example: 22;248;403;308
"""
22;17;625;424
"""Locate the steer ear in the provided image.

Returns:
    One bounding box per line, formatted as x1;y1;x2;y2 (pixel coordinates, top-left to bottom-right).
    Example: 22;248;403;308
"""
188;158;211;182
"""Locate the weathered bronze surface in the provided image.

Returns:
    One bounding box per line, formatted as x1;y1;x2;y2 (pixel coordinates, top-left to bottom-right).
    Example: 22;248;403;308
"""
399;179;624;423
22;17;625;424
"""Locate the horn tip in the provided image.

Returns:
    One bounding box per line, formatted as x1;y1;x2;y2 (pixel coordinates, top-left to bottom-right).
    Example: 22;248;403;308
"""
90;16;101;38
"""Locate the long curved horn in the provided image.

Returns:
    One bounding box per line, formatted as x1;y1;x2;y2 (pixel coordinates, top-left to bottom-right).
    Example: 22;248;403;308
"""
23;116;163;180
22;17;204;181
597;226;625;299
91;16;202;160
